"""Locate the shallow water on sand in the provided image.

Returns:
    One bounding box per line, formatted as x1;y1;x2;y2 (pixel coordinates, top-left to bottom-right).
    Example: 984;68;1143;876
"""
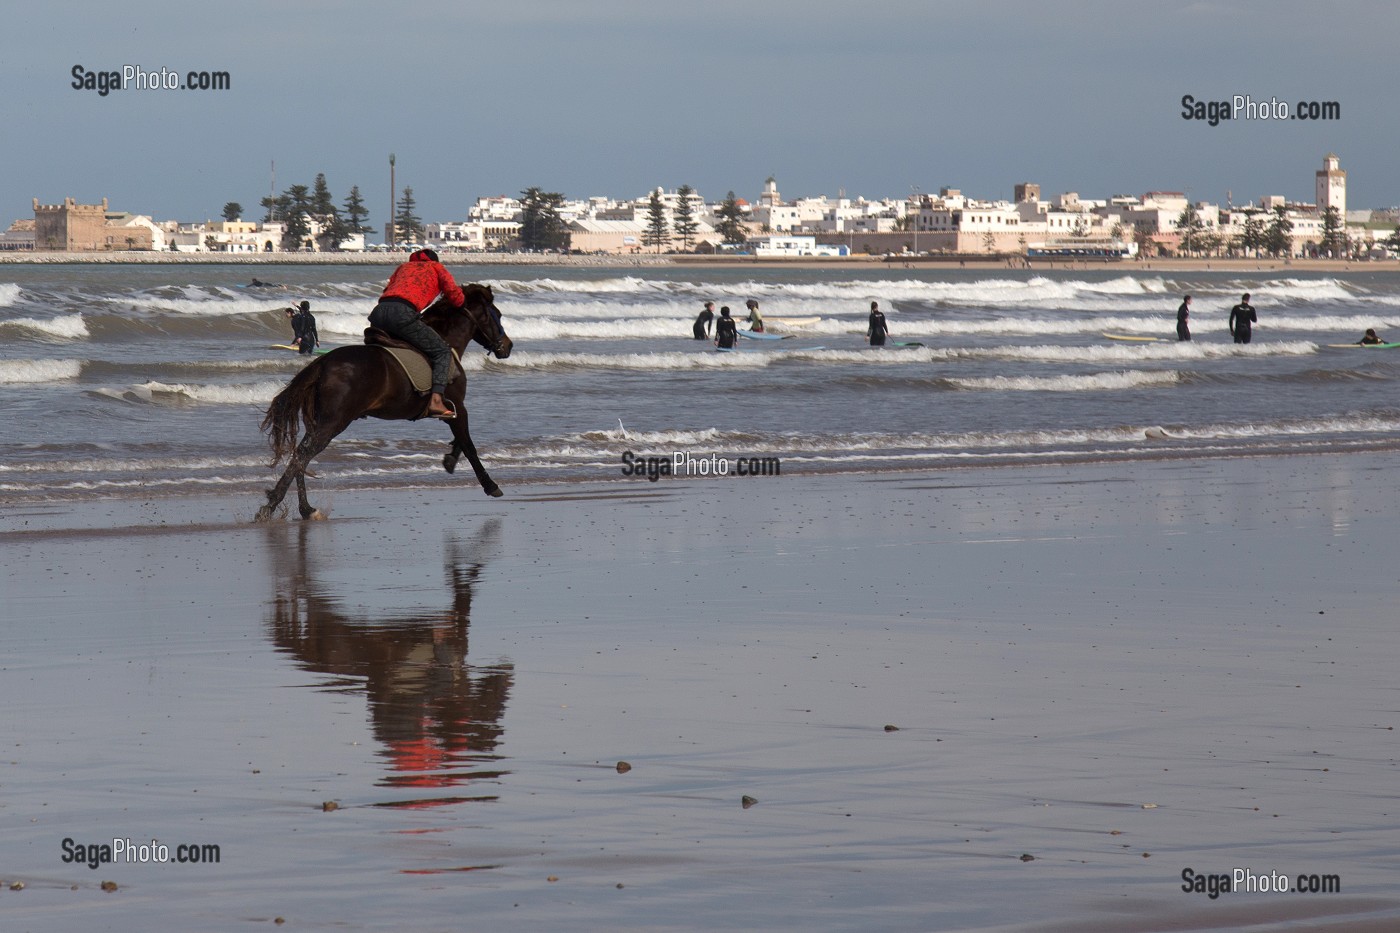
3;462;1399;930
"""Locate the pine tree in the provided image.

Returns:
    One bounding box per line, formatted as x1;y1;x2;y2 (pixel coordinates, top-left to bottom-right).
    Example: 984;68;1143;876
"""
312;174;337;222
716;191;747;245
342;186;370;234
1320;206;1345;257
519;187;569;252
673;184;699;251
643;191;670;253
396;187;424;244
1265;205;1294;258
279;184;313;251
221;202;242;222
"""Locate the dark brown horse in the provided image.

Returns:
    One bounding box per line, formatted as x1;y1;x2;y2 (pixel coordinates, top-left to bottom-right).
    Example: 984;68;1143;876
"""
257;282;512;522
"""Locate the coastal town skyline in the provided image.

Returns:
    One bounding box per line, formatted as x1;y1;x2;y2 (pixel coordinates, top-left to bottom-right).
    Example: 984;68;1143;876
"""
2;1;1393;227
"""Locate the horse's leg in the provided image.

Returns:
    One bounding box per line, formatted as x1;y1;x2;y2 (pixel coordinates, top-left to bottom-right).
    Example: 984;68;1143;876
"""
288;420;350;519
443;440;462;474
257;419;349;521
256;454;302;522
446;408;502;497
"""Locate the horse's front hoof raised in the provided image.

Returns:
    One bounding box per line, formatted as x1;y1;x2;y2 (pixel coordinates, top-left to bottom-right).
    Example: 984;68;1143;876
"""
442;454;458;474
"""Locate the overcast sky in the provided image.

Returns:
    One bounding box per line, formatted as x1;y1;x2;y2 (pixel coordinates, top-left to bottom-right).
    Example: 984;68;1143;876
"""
3;0;1394;225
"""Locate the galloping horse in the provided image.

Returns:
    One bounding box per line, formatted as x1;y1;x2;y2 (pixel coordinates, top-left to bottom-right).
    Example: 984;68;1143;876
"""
256;283;512;522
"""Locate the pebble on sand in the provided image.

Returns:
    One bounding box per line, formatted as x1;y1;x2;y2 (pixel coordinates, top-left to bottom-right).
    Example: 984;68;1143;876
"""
321;801;339;812
741;795;758;809
100;880;118;892
616;761;632;773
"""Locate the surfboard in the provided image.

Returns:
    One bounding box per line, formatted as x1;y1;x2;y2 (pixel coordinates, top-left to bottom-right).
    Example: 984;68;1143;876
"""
738;330;790;341
889;341;925;348
1103;333;1164;342
718;345;826;353
270;344;332;355
1324;342;1400;349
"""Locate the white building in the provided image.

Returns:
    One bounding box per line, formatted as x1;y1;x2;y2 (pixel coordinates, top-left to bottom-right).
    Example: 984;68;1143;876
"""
748;235;849;257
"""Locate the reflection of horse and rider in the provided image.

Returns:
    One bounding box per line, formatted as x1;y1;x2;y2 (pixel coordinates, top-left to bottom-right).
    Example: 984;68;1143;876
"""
257;250;514;521
264;520;513;799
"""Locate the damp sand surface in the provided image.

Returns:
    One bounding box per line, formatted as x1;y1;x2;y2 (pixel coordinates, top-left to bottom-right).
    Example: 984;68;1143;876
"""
2;458;1399;931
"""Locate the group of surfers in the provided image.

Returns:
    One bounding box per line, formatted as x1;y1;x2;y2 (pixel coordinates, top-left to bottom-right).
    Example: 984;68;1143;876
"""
692;299;892;349
1177;292;1386;345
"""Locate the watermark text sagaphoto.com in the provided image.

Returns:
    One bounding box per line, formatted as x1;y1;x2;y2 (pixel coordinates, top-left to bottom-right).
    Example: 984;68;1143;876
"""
1180;867;1341;899
72;65;231;96
1180;94;1340;126
620;451;781;482
61;837;221;870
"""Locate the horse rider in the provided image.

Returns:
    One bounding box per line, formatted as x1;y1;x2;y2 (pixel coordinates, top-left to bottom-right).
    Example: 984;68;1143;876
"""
369;248;464;419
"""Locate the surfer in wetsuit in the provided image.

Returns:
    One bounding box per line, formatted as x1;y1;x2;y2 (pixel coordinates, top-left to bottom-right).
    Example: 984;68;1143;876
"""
291;300;319;354
1359;328;1385;345
1176;295;1191;341
1228;293;1256;344
868;301;889;346
744;299;764;333
369;248;465;419
715;306;738;349
694;301;715;340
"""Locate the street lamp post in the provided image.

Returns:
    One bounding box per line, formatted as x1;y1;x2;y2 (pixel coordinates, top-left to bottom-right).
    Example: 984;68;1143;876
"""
388;153;396;249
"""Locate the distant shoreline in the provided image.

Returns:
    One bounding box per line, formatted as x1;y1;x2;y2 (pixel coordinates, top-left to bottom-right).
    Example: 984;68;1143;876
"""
0;250;1394;275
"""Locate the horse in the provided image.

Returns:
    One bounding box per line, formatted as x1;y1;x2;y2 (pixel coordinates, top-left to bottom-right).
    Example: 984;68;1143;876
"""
256;282;512;522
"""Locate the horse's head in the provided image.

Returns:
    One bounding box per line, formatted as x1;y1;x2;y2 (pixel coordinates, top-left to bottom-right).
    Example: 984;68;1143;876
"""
462;283;512;359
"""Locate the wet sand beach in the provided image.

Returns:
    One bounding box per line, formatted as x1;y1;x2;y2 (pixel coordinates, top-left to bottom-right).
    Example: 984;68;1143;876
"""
2;456;1398;931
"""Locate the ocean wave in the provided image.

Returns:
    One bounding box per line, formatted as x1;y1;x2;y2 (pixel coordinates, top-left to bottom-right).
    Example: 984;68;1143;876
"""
0;359;84;384
0;283;20;307
945;340;1318;362
947;370;1180;392
0;314;90;339
126;379;288;405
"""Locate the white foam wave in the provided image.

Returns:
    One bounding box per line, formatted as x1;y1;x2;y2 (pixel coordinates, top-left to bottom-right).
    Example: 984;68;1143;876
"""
491;413;1400;465
0;359;83;384
0;283;20;307
133;380;287;404
948;370;1180;392
489;350;772;370
0;315;89;339
948;340;1317;363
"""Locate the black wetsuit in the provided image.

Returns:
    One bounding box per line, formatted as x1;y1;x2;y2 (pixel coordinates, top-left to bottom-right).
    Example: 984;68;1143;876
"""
868;310;888;346
291;309;319;354
1176;302;1191;341
715;316;737;349
1228;301;1256;344
693;308;714;340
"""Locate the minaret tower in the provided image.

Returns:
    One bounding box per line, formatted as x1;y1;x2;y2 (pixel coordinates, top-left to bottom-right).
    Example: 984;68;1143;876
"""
1315;153;1346;218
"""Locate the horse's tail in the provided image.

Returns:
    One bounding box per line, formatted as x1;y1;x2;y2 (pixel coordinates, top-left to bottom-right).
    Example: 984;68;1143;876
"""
260;360;322;465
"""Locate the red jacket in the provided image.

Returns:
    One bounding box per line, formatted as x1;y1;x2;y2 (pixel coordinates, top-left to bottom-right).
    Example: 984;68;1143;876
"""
380;251;465;312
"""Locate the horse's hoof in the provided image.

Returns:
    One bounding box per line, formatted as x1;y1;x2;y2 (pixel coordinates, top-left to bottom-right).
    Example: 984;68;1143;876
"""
307;509;328;521
485;486;503;498
442;454;458;474
254;506;273;523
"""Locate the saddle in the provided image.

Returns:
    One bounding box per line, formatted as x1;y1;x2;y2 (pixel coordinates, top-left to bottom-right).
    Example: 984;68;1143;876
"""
363;327;463;419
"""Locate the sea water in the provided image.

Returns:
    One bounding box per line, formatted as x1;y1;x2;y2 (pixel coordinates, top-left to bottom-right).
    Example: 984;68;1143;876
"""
2;262;1400;506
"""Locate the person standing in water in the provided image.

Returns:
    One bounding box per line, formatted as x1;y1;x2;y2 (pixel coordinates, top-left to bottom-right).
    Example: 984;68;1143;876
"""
1176;295;1192;342
744;299;764;332
693;301;715;340
715;306;738;349
1228;292;1256;344
868;301;889;346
